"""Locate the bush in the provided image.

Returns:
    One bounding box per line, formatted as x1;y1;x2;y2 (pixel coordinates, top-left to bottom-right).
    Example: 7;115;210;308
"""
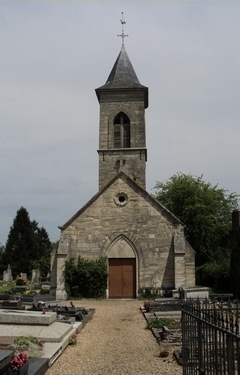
64;256;108;298
138;287;170;299
16;277;27;286
40;289;50;295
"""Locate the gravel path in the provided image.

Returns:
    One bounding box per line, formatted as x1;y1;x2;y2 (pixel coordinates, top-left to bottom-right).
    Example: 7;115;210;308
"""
45;299;182;375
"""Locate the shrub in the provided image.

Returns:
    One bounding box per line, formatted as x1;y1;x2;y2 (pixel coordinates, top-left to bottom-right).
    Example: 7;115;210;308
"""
16;277;28;286
40;289;50;295
64;256;108;298
138;287;167;299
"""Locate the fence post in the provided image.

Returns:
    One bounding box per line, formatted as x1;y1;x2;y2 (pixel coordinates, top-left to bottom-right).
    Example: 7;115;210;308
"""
182;305;187;374
197;320;204;374
227;332;234;374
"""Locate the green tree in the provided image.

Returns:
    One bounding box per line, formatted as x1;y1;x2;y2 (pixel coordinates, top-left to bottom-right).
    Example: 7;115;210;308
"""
32;228;55;277
3;207;52;278
230;228;240;298
31;228;53;277
154;173;238;268
0;243;5;277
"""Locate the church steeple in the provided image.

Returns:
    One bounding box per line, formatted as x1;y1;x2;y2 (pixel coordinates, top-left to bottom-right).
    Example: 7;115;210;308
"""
96;22;148;190
96;45;148;108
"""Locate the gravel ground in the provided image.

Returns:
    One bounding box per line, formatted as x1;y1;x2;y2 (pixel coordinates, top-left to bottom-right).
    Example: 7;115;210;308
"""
45;299;182;375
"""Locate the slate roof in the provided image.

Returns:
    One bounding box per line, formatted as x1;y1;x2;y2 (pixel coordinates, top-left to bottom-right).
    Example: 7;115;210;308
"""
96;45;148;107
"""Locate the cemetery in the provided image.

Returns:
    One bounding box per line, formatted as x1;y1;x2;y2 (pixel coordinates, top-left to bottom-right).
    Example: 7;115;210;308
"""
1;266;240;375
0;264;207;374
0;266;95;375
0;264;213;375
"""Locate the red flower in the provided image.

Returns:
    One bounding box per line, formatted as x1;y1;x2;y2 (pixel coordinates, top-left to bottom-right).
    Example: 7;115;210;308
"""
10;352;28;370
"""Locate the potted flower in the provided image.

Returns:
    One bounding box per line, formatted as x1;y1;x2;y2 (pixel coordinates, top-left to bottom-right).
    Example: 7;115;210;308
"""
10;335;44;358
69;333;77;345
159;330;168;340
8;351;29;375
159;350;169;358
143;301;150;312
159;344;170;358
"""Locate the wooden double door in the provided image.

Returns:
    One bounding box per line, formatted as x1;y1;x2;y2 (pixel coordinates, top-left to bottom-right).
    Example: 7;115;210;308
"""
108;258;136;299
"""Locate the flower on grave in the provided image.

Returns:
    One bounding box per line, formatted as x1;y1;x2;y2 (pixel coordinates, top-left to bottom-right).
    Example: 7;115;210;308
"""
11;336;44;358
38;341;44;349
69;333;77;345
10;351;28;370
143;301;150;309
16;276;29;286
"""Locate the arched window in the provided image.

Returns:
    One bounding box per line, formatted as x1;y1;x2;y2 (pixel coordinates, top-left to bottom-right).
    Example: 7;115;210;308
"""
114;112;130;148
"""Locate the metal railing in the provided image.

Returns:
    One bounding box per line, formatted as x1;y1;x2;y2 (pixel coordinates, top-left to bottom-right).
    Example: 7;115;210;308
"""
182;299;240;375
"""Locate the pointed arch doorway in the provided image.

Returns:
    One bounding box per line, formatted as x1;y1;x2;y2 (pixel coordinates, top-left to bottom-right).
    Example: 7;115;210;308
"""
108;236;137;299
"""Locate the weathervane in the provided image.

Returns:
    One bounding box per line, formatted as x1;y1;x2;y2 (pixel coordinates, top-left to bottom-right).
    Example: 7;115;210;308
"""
118;12;128;45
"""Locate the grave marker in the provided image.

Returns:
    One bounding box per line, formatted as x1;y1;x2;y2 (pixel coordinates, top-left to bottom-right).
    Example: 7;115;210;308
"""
3;265;13;282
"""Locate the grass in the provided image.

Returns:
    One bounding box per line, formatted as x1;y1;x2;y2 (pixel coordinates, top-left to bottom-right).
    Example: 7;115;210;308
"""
196;285;230;295
208;287;231;295
0;280;16;293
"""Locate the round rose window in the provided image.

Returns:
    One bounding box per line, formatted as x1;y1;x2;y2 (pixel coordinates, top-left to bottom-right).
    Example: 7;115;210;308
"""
114;192;129;207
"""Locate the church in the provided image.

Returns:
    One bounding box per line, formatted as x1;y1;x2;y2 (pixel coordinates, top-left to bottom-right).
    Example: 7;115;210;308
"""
51;31;195;300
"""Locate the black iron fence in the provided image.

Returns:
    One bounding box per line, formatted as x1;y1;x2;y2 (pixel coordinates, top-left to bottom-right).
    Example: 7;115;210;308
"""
182;299;240;375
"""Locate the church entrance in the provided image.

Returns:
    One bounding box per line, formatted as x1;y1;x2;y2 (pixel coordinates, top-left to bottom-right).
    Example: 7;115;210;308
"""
108;258;136;298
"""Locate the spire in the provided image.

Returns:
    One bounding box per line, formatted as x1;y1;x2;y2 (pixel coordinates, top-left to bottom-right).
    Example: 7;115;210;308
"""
97;42;148;89
100;44;146;90
97;13;146;90
95;14;148;108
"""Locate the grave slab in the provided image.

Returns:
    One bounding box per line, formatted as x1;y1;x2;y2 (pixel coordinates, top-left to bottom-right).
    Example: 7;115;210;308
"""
0;350;14;373
0;310;56;325
1;300;25;310
0;307;95;374
154;311;181;318
0;321;73;343
0;295;11;300
28;357;49;375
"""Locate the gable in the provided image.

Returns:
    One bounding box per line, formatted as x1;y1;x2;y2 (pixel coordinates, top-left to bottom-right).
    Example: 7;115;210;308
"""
59;172;182;232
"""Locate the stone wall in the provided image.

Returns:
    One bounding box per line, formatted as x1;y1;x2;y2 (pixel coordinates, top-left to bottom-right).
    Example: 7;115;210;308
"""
98;148;146;190
98;92;147;190
56;173;195;297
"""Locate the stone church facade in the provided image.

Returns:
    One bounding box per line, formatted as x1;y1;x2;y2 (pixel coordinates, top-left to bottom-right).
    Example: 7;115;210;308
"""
51;43;195;299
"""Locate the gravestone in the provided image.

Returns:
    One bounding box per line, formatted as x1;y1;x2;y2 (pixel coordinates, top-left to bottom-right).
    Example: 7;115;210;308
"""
20;272;27;280
3;265;13;282
31;269;40;283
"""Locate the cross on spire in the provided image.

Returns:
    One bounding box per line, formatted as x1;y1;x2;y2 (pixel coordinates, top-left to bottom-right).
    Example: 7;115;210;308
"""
118;12;128;45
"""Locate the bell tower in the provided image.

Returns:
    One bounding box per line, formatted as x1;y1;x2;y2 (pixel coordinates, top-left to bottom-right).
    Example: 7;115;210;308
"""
95;17;148;190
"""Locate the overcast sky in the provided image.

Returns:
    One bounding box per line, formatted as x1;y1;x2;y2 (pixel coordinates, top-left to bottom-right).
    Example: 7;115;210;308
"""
1;1;240;246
